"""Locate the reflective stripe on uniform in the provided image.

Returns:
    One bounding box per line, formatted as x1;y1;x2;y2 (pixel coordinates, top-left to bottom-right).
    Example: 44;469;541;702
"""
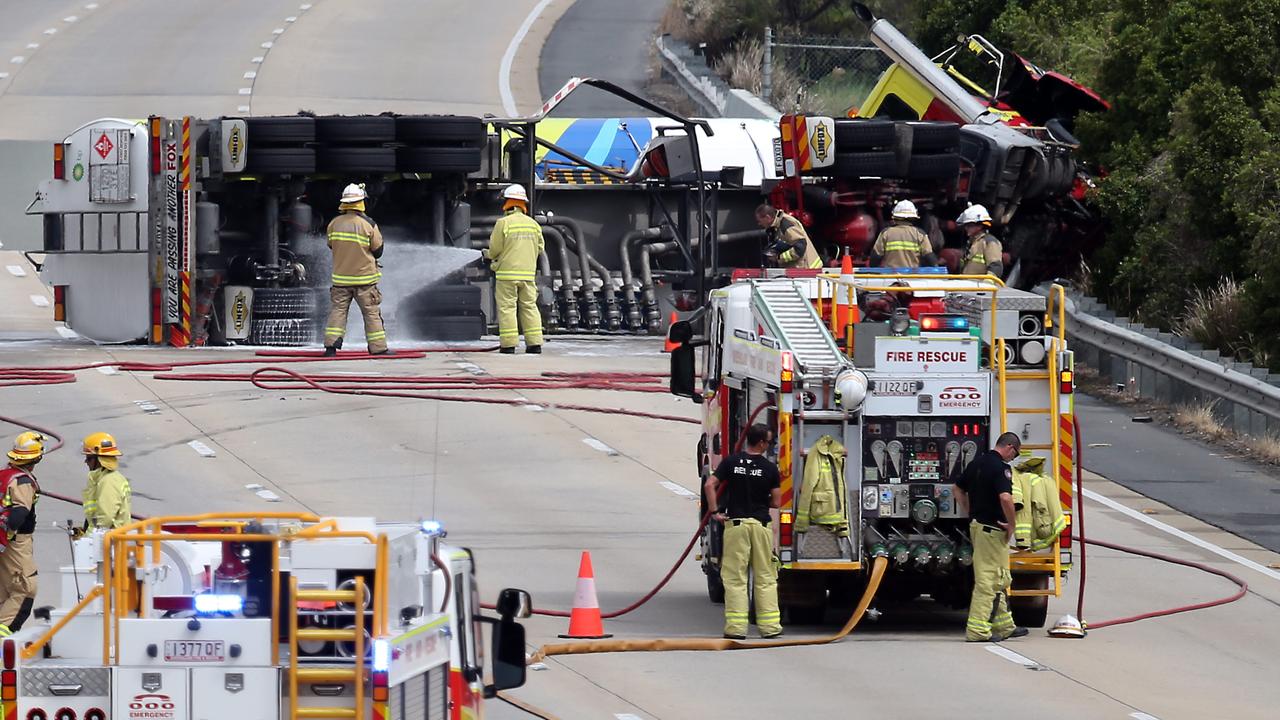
332;272;382;286
494;270;536;281
325;327;344;337
366;331;386;340
883;240;919;251
328;231;371;246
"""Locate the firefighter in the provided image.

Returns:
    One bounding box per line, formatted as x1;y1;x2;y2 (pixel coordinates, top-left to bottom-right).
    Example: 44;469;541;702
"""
756;204;822;270
485;184;544;354
705;423;783;639
954;431;1028;642
324;183;390;356
956;204;1003;277
0;433;43;636
82;432;131;530
871;200;939;269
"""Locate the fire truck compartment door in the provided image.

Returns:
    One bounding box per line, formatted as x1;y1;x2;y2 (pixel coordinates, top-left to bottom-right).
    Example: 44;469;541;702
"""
42;252;149;343
191;667;278;720
114;667;189;720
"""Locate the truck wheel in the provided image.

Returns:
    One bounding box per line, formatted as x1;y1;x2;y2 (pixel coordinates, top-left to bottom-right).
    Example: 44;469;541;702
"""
317;147;398;173
706;565;725;604
248;317;318;346
834;151;899;178
396;147;483;173
396;115;486;146
1008;574;1050;628
316;115;396;143
246;148;316;175
907;121;961;153
246;116;315;144
834;119;896;150
907;153;961;181
252;287;319;319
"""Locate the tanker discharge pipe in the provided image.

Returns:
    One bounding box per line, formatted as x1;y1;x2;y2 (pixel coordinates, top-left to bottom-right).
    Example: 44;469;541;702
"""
619;227;665;331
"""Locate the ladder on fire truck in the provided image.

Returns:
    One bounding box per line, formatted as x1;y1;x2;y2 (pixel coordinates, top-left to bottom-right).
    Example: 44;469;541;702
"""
752;280;847;375
288;575;370;719
1000;285;1071;600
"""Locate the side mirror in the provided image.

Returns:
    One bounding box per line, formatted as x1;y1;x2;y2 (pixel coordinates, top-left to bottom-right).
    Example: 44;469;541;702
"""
483;618;527;696
670;344;700;401
495;587;532;620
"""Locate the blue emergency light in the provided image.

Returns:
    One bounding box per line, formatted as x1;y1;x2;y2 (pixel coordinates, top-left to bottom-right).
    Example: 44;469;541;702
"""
194;594;243;615
918;314;970;332
854;266;948;274
373;639;391;672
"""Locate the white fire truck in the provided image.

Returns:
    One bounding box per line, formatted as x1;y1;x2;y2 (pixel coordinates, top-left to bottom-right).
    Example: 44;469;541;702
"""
5;513;530;720
669;271;1075;625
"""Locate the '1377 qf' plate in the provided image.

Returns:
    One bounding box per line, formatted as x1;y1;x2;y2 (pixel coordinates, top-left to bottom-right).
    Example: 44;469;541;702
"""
164;640;225;662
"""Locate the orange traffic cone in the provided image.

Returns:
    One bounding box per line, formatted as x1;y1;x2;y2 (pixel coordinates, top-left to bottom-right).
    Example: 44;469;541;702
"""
558;551;613;639
662;312;680;353
840;251;854;276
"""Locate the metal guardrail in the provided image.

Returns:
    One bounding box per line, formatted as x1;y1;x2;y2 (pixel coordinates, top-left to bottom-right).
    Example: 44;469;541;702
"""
1039;286;1280;436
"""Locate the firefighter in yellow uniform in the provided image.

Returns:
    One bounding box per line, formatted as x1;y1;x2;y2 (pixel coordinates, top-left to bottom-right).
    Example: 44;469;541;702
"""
82;432;132;530
705;423;783;639
756;204;823;269
485;184;544;354
957;204;1003;277
324;183;390;356
871;200;940;269
954;432;1028;642
0;433;43;636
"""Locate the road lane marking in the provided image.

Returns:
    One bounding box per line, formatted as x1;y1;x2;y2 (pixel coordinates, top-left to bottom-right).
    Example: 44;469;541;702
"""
188;440;217;457
260;41;274;49
256;489;281;502
43;28;58;35
523;404;544;412
285;16;297;23
96;366;117;375
300;3;313;9
615;715;644;720
583;437;618;456
29;295;48;307
984;645;1045;669
85;3;99;9
243;71;257;79
499;0;555;115
238;105;251;113
26;43;39;50
134;400;160;413
238;88;252;95
0;73;8;79
56;326;78;339
1130;713;1161;720
659;481;697;498
251;56;265;64
7;264;26;276
1083;487;1280;584
64;16;78;23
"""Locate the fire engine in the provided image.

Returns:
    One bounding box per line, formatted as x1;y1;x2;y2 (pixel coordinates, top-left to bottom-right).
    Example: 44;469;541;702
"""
4;513;530;719
668;271;1076;626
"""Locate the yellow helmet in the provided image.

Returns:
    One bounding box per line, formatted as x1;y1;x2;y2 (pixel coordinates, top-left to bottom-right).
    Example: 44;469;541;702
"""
7;432;45;463
82;432;122;457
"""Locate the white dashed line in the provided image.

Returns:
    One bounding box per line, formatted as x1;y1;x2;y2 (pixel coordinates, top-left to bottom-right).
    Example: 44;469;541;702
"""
188;440;217;458
272;28;285;35
454;361;486;376
10;57;25;65
237;105;251;113
0;73;9;79
285;16;297;23
96;366;118;375
238;88;252;95
300;3;313;10
7;264;26;276
26;43;40;50
582;438;619;456
260;41;274;49
243;71;257;79
615;715;644;720
984;645;1044;669
1130;713;1161;720
85;3;99;9
251;56;265;64
523;404;545;412
56;326;78;339
134;400;160;414
1083;488;1280;583
29;295;49;307
43;28;58;35
64;15;79;23
255;489;281;502
658;481;697;498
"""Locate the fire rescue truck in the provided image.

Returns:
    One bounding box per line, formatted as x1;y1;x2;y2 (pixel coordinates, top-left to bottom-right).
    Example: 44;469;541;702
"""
4;512;530;720
668;271;1076;626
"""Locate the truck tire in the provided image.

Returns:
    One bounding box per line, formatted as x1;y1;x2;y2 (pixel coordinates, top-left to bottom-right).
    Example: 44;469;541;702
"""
396;115;485;146
248;317;317;346
415;315;485;341
317;147;398;174
315;115;396;144
396;147;482;174
246;148;316;175
834;119;896;150
907;121;961;153
252;287;318;319
246;116;315;144
1009;574;1050;628
906;153;961;181
834;151;898;178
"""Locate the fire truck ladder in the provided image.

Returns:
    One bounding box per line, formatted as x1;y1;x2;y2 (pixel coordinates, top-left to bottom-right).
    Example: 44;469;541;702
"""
288;576;368;720
752;280;847;375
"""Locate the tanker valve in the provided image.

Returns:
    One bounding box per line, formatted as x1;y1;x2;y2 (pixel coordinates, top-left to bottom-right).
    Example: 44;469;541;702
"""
958;544;974;567
910;542;933;568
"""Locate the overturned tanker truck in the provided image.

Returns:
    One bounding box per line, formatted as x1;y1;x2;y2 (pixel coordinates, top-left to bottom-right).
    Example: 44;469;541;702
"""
27;6;1103;345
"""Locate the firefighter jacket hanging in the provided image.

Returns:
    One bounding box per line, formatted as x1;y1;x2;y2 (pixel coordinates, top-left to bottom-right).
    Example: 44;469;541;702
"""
795;435;849;537
1012;456;1066;551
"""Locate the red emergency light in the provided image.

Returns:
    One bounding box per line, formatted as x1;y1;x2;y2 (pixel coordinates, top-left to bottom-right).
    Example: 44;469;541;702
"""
149;116;163;175
1060;370;1074;395
780;351;794;393
919;314;969;333
779;511;794;548
52;143;65;180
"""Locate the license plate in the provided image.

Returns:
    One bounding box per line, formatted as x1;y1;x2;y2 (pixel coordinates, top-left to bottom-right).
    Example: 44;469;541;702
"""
164;640;225;662
873;380;917;396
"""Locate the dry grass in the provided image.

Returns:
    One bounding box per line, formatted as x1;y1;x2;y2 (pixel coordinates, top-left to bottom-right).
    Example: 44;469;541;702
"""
1252;433;1280;465
659;0;718;44
1174;401;1228;440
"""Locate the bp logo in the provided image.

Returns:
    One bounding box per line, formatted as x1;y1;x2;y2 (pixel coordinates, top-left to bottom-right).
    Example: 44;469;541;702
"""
72;163;84;181
231;289;249;334
811;122;831;162
226;125;244;168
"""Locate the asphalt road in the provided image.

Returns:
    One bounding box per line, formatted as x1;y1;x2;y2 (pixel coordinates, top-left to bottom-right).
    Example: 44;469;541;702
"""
538;0;669;116
3;254;1280;720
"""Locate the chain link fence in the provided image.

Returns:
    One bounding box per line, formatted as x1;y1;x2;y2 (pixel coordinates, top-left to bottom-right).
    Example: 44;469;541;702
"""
764;28;892;117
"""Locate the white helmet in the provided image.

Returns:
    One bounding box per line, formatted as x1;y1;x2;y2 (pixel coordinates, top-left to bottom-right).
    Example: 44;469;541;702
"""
891;200;919;220
340;183;366;204
502;184;529;203
1048;614;1086;638
956;204;992;226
